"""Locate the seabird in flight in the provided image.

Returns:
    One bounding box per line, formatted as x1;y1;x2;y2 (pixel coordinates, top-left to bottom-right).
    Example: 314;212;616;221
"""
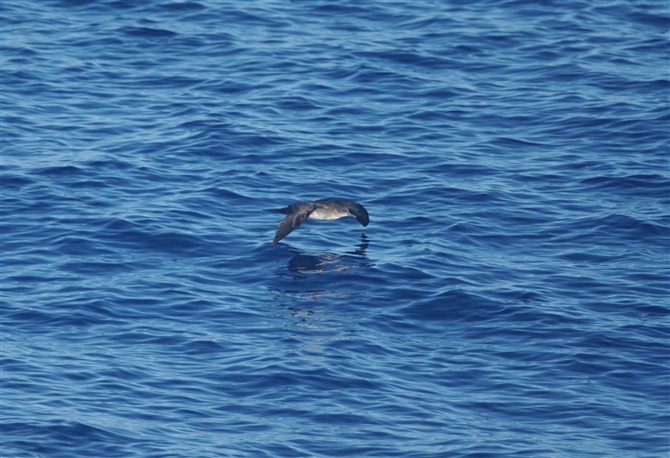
268;198;369;245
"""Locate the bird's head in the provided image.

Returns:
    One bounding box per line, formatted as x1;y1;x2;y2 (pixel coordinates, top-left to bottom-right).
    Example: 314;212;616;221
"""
347;201;369;227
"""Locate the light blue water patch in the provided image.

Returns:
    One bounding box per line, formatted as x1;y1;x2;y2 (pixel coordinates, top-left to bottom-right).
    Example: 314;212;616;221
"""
2;0;668;456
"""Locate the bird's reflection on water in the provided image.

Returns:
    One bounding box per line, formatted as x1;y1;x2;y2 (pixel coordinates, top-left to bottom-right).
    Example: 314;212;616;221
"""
285;234;370;275
268;234;372;321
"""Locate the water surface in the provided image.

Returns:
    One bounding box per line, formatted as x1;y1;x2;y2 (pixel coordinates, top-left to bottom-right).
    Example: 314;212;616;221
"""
2;1;668;456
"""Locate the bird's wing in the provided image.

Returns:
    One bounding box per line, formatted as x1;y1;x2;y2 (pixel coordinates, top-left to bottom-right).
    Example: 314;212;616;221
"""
271;203;317;245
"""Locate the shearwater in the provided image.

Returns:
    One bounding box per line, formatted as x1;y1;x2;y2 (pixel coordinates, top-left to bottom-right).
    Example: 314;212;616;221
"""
267;198;369;245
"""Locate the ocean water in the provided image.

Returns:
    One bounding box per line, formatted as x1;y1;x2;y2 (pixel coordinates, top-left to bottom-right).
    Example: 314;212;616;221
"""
2;0;668;456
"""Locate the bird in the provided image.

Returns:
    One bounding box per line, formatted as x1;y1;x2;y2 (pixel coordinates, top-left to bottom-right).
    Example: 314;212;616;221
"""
267;198;369;245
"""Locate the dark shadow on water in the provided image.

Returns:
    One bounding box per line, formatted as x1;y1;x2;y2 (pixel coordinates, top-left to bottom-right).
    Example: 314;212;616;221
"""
285;233;370;275
267;234;373;317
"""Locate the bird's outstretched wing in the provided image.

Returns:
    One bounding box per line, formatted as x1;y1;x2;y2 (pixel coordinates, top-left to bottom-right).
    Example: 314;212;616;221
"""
271;202;318;245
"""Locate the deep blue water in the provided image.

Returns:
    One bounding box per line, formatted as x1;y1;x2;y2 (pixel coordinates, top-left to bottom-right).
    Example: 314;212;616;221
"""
2;1;668;456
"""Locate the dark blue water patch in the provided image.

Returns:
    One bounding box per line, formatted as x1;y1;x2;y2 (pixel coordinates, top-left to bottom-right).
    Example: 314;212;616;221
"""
579;173;669;196
560;213;668;246
2;420;142;458
118;26;178;40
400;289;504;323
